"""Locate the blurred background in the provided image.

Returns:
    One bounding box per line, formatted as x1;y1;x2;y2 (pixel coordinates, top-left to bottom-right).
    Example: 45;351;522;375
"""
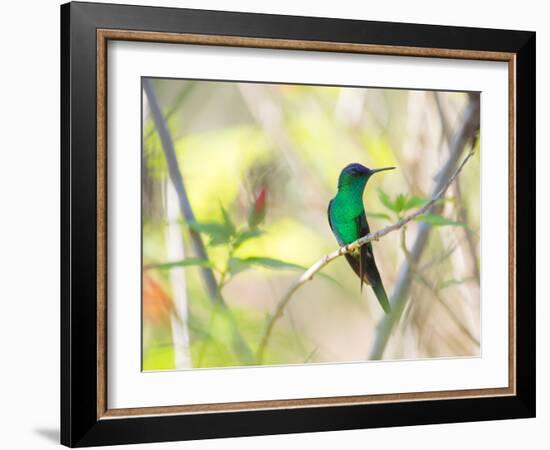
142;78;480;371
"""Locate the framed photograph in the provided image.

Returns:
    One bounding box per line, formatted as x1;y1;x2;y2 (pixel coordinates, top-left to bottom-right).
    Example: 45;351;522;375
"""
61;1;535;447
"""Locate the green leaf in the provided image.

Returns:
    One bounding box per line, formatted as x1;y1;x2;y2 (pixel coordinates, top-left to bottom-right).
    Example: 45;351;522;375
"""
377;188;397;212
415;213;466;227
439;277;475;290
402;196;453;212
248;207;266;229
147;258;213;270
403;195;428;210
395;193;407;213
239;256;305;270
187;220;232;245
233;228;265;248
228;257;253;275
367;212;392;221
219;204;236;236
233;256;341;286
187;220;228;236
435;197;455;206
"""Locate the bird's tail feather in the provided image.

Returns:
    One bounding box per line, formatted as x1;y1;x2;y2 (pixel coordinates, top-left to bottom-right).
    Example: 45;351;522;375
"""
372;283;391;314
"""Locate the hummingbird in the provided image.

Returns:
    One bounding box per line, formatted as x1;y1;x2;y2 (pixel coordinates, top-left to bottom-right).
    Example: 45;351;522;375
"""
328;163;395;314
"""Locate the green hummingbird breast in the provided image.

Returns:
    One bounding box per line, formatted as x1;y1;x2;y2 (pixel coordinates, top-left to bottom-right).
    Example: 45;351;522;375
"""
329;192;365;245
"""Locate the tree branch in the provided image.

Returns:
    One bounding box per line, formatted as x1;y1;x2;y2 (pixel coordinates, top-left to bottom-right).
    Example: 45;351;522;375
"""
143;81;195;143
368;96;480;360
256;149;475;363
143;79;221;304
433;92;480;285
143;79;255;364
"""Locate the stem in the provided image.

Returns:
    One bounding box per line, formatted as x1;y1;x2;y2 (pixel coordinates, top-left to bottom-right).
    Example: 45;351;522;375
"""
165;181;192;368
455;176;481;284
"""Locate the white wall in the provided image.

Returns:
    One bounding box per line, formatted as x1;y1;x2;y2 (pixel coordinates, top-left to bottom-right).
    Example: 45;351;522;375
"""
0;1;545;449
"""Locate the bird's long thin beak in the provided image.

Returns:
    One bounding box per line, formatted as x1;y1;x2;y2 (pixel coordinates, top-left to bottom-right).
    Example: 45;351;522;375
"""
370;166;396;174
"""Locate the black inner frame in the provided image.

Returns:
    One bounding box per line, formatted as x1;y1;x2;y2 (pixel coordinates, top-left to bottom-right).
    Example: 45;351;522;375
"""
61;2;535;447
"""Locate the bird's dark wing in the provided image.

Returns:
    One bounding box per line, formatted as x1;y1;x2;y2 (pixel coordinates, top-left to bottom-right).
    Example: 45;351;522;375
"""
356;212;372;293
327;199;335;233
343;213;391;313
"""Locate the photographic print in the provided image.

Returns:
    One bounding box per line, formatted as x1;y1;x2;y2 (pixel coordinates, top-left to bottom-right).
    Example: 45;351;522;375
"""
141;78;481;371
62;5;534;445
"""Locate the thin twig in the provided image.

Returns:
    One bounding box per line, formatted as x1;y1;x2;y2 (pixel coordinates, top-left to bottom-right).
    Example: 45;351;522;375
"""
401;223;479;347
422;276;480;346
418;241;459;272
256;150;475;363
